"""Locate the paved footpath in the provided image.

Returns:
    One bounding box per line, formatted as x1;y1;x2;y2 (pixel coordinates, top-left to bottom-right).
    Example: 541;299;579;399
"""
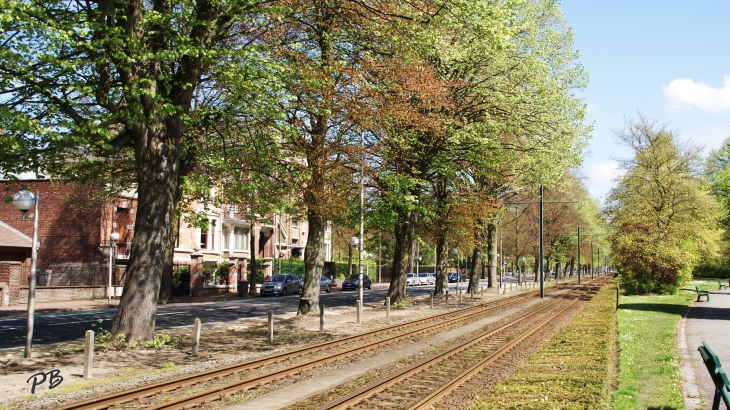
681;286;730;410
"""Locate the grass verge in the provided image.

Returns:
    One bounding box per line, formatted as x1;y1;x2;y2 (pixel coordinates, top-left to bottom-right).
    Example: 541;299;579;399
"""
470;281;618;409
611;279;715;409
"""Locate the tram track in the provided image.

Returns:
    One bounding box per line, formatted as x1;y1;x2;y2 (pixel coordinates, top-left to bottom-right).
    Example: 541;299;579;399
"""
314;282;599;410
56;284;563;410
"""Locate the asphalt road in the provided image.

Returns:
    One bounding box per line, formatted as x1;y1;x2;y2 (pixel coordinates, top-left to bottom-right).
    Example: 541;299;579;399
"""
0;283;479;350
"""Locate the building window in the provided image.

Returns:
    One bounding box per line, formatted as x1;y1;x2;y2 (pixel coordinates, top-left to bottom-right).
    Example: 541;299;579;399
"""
235;228;250;251
210;220;216;251
200;226;208;250
292;217;298;228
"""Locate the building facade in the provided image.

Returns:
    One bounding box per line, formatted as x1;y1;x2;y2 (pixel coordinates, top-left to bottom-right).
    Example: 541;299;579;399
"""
0;177;331;303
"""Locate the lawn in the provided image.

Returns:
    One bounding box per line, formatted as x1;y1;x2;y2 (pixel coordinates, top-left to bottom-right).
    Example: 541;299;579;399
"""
611;279;714;409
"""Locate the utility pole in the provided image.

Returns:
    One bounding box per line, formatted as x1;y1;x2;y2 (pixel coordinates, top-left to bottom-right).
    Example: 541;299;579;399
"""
506;186;576;299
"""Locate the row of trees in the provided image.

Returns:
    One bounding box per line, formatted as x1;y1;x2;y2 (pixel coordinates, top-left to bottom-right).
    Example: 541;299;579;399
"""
0;0;593;341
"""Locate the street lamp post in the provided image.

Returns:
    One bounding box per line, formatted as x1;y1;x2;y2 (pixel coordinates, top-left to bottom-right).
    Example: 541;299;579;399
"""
108;232;120;303
417;257;422;274
13;190;39;359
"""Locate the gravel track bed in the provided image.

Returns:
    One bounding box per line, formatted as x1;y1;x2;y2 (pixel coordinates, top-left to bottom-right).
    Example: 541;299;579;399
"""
282;288;595;410
1;292;513;410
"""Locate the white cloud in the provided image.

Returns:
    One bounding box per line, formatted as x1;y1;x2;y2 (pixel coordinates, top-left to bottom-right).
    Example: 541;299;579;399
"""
663;75;730;114
590;161;626;184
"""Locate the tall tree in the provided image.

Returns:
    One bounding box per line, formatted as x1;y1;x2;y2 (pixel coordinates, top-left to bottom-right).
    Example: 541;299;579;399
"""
0;0;281;340
607;115;722;294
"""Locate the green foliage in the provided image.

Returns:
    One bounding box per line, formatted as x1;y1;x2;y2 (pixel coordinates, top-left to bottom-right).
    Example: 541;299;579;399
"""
392;299;412;308
247;259;264;284
693;261;730;279
216;262;231;286
91;319;126;352
202;267;215;285
607;115;723;295
142;334;182;349
89;319;180;350
172;265;190;288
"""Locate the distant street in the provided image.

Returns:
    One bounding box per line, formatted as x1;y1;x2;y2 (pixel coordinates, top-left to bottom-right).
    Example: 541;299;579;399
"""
0;281;500;350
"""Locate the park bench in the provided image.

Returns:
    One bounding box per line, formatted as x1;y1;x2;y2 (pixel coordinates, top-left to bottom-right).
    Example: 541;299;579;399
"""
696;286;711;302
719;280;728;290
698;341;730;410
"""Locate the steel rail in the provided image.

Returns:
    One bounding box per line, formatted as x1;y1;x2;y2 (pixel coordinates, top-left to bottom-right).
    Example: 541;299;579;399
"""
57;286;558;410
316;285;587;410
409;288;592;409
142;288;560;410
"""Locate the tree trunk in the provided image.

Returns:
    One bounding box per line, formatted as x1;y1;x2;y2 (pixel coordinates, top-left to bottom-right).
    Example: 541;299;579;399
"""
566;257;573;278
534;255;539;281
434;235;448;295
487;222;497;287
298;212;325;315
387;209;414;304
467;247;481;293
112;126;182;342
158;214;179;305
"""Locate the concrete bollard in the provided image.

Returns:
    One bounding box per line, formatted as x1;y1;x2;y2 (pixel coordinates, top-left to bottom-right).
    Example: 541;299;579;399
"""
83;330;94;379
459;290;462;305
192;318;202;357
357;300;361;324
386;297;390;318
268;310;274;343
320;304;325;332
481;286;484;298
446;291;449;307
430;294;434;309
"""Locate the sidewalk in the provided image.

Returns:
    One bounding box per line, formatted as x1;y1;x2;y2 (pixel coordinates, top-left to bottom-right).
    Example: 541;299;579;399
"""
681;287;730;409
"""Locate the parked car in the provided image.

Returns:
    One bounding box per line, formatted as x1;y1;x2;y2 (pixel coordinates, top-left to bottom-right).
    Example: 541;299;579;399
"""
261;274;302;296
342;273;372;291
319;275;332;293
406;273;419;286
448;272;467;283
418;272;435;285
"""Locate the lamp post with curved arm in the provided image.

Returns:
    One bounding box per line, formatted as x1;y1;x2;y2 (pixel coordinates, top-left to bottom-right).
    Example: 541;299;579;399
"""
108;232;120;303
13;190;39;358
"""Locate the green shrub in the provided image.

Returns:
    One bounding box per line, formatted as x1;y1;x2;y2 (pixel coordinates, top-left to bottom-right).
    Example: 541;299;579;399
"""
216;262;231;285
172;265;190;288
693;260;730;279
142;334;182;349
617;263;691;295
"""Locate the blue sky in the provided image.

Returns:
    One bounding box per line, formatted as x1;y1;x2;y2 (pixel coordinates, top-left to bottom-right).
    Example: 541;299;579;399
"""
559;1;730;201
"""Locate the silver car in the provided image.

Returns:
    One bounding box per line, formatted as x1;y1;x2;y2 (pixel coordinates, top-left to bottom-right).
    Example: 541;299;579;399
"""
418;272;435;285
406;273;419;286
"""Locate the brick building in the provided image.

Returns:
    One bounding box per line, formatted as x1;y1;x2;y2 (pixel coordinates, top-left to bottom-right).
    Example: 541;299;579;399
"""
0;177;332;303
0;177;133;304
